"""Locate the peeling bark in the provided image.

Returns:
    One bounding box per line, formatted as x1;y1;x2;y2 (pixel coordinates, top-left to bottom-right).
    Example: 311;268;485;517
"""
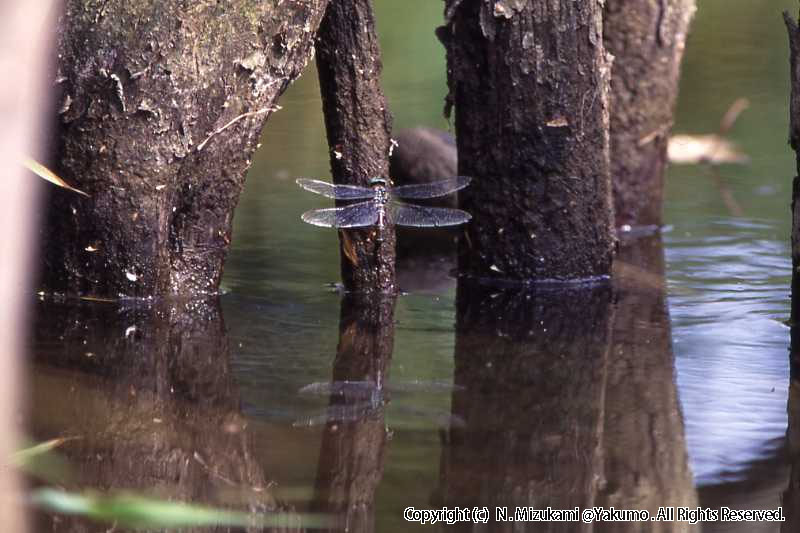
441;0;615;282
42;0;328;297
315;0;395;294
786;10;800;323
605;0;695;228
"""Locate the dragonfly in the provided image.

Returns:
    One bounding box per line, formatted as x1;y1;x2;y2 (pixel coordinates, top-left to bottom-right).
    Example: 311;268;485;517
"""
296;176;472;229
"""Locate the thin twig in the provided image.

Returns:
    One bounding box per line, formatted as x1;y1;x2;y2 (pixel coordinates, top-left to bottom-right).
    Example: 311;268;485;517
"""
196;106;280;152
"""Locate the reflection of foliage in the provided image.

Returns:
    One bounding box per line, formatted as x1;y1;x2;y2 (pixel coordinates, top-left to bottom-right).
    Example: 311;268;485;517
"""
15;440;330;530
32;489;330;530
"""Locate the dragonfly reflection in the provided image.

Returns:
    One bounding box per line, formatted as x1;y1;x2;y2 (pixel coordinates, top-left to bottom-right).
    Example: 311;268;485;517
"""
296;176;472;229
292;380;466;429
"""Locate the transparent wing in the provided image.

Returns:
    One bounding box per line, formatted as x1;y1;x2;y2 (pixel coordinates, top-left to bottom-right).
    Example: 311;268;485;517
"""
391;176;471;199
301;200;379;228
390;202;471;227
296;178;375;200
298;380;380;399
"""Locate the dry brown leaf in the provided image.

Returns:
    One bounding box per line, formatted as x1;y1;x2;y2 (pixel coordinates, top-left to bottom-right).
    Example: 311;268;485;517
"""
24;158;89;196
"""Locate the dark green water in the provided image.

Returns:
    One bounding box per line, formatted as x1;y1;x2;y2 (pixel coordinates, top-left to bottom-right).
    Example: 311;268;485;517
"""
30;1;800;531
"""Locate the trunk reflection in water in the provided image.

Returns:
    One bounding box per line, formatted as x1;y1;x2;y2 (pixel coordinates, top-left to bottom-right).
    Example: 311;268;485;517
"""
784;329;800;532
436;234;696;532
30;298;293;532
312;293;396;533
600;235;697;532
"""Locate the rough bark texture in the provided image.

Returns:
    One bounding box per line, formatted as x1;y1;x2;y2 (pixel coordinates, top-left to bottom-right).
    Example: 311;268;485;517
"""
312;294;395;533
43;0;328;298
605;0;695;228
441;0;615;282
436;281;613;531
31;298;293;532
787;11;800;323
315;0;395;294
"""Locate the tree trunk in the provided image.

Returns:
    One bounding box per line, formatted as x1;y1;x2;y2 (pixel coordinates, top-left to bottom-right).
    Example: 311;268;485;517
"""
605;0;695;229
787;11;800;323
42;0;328;298
315;0;395;294
441;0;615;282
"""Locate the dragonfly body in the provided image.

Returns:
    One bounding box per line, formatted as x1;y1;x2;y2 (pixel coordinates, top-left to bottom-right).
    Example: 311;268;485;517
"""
297;176;471;229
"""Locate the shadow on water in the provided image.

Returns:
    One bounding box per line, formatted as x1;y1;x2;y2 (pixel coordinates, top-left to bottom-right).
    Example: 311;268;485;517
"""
28;297;293;532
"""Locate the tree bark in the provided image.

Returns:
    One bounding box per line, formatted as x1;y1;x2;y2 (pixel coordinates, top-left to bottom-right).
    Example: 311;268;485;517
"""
787;11;800;323
605;0;695;229
441;0;615;282
42;0;328;298
315;0;395;294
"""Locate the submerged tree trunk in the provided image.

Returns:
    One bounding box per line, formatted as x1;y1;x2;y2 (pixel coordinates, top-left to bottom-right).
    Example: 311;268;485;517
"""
315;0;395;294
441;0;615;282
787;11;800;323
604;0;695;229
43;0;328;298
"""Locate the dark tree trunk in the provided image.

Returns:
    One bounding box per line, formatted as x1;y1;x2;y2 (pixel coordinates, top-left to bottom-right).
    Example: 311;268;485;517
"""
604;0;695;229
441;0;615;282
787;11;800;323
42;0;328;298
312;294;395;532
315;0;395;294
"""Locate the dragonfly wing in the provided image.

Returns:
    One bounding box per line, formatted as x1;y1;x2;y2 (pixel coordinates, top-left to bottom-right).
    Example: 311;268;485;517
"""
390;202;471;227
296;178;375;200
301;200;380;228
391;176;471;199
